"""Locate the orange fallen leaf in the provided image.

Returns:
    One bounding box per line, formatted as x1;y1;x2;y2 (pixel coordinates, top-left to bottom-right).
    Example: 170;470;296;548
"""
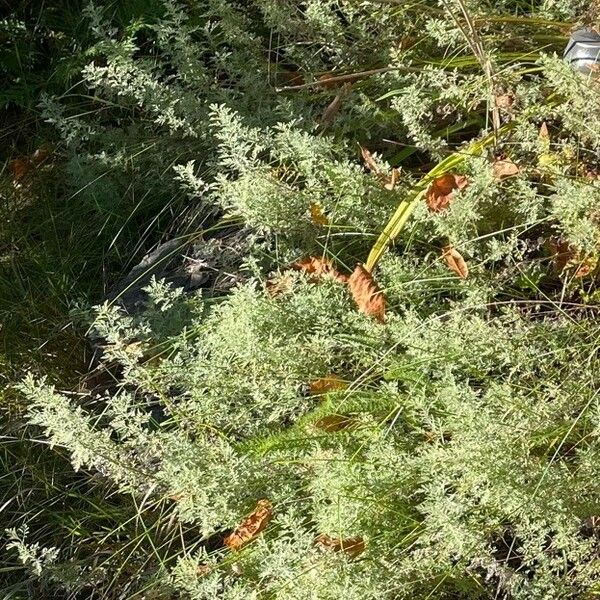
8;146;53;183
224;499;273;551
291;256;348;283
309;202;329;226
313;414;353;432
575;262;594;278
549;238;577;273
8;158;31;182
348;264;385;323
425;173;469;213
548;238;597;277
442;245;469;279
309;375;348;396
315;534;365;558
492;158;519;180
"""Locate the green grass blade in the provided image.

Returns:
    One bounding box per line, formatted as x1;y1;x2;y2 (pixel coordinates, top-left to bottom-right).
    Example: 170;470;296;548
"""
365;128;508;272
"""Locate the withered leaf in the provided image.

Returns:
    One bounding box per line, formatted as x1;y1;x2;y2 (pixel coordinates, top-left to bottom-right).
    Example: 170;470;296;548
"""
315;534;365;558
313;414;353;432
360;146;400;190
8;158;31;182
584;167;600;180
309;375;348;396
320;83;351;127
575;254;598;278
309;202;329;226
383;167;401;191
575;261;595;278
318;72;339;89
425;173;469;213
492;158;519;180
291;256;348;283
360;146;380;174
539;121;550;141
399;36;418;51
442;245;469;279
8;146;52;183
224;499;273;551
348;264;385;323
549;238;577;273
196;564;212;577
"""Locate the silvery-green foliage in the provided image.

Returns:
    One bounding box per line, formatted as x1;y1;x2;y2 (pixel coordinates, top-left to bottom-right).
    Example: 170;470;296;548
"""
388;67;490;157
20;1;600;598
541;55;600;149
208;105;398;260
537;0;589;19
23;272;600;598
6;526;60;577
550;179;600;253
114;276;385;438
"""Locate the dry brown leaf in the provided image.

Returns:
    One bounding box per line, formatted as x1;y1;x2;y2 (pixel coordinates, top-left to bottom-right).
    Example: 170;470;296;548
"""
309;375;348;395
383;167;401;191
399;36;418;51
348;264;385;323
318;72;339;89
575;262;594;278
8;158;31;182
313;414;353;432
539;121;550;141
548;239;597;277
442;245;469;279
425;173;469;213
315;534;365;558
291;256;348;283
8;146;52;183
224;499;273;551
492;158;520;180
320;83;351;127
549;238;577;273
360;146;380;174
309;202;329;226
574;255;598;278
360;146;400;190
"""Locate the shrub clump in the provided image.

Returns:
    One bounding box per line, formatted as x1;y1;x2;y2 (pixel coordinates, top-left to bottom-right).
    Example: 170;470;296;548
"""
12;1;600;599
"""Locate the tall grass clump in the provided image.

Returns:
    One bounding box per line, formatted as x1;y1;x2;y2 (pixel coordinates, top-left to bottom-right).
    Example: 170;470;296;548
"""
6;0;600;599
